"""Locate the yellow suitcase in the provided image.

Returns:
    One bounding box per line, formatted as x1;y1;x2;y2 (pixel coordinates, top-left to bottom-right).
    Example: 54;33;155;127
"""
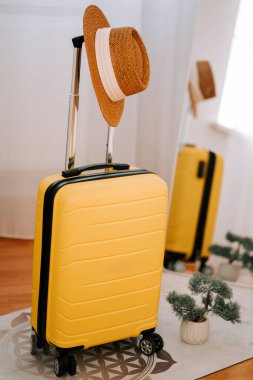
30;36;168;377
164;145;223;272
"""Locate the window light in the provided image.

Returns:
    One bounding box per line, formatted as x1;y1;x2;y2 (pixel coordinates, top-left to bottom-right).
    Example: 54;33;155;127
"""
218;0;253;135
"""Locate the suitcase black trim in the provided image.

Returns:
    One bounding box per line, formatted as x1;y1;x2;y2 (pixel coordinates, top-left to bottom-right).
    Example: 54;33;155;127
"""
37;169;151;343
190;151;216;262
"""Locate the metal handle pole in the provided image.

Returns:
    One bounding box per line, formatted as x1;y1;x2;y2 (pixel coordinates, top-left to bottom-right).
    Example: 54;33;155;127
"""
65;36;84;170
105;125;115;163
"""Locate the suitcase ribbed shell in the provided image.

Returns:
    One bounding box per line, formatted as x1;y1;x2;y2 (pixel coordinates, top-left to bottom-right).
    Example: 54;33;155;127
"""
31;171;168;349
165;146;223;260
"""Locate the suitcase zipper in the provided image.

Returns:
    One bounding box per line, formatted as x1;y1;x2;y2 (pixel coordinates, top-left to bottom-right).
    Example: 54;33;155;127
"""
37;169;151;343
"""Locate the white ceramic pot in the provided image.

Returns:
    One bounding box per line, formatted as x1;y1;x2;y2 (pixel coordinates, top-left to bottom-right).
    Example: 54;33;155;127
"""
218;263;239;282
180;318;209;345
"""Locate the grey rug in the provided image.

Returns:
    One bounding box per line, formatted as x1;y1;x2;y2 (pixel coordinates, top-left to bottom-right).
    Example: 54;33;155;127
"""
0;271;252;380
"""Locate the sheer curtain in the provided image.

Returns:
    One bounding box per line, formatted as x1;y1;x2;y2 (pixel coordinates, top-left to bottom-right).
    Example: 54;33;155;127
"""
218;0;253;135
221;133;253;239
0;0;197;238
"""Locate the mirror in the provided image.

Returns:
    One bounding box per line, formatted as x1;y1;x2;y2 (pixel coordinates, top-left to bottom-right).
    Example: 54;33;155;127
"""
165;0;253;288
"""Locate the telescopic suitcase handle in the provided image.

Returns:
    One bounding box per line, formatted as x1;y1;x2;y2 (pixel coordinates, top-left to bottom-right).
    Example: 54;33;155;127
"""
65;36;116;170
62;163;130;178
65;36;84;170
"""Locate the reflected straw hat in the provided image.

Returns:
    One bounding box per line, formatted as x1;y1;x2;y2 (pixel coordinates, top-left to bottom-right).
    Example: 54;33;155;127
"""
83;5;150;127
188;61;216;117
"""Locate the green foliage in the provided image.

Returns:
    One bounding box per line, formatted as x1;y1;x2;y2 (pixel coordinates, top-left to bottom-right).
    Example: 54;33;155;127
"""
209;244;239;263
166;291;205;322
209;231;253;266
241;252;253;270
167;273;241;323
226;232;242;243
213;296;241;324
209;244;232;258
242;237;253;251
189;272;232;299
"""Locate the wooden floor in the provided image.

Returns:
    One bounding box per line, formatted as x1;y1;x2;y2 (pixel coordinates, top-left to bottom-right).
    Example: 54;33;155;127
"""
0;238;33;314
0;238;252;379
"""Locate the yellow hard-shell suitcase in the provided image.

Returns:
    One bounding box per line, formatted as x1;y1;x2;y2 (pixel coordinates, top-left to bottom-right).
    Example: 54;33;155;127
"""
30;36;168;376
164;145;223;271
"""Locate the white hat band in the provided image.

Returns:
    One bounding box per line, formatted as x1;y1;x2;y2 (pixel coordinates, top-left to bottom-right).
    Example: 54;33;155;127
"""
95;28;126;102
189;63;204;101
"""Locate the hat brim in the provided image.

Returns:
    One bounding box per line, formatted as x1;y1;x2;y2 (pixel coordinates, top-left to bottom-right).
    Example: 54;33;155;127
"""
83;5;124;127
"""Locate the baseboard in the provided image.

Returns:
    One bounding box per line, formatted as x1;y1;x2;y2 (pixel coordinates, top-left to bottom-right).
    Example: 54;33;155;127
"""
0;233;33;240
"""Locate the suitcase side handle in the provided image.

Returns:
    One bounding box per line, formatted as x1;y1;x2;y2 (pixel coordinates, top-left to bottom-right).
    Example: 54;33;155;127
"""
62;163;130;178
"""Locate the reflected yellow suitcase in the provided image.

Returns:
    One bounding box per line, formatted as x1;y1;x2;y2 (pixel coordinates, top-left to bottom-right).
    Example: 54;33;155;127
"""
30;36;168;377
164;145;223;271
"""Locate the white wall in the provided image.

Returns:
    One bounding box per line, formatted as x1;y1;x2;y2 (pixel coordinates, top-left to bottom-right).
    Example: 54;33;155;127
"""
184;0;253;244
0;0;144;238
0;0;197;238
137;0;197;188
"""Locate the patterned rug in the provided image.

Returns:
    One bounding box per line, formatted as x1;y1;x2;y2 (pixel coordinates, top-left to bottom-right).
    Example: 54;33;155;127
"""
0;271;253;380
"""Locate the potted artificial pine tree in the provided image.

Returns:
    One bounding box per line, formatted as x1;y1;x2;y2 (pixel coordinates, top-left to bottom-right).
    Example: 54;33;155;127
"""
167;273;241;345
209;232;253;281
209;232;242;281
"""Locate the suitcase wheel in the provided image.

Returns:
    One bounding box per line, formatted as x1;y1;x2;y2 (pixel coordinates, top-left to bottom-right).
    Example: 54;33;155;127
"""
152;333;164;351
30;334;37;355
54;355;76;377
173;260;186;272
54;357;64;377
30;332;49;355
200;265;213;276
139;333;164;356
43;342;50;355
68;355;77;376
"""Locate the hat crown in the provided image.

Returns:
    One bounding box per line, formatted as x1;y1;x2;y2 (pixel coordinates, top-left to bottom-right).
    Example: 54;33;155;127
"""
109;27;150;97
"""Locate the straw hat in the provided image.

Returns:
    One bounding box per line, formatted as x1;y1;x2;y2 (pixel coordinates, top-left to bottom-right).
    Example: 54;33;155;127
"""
83;5;150;127
188;61;216;117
